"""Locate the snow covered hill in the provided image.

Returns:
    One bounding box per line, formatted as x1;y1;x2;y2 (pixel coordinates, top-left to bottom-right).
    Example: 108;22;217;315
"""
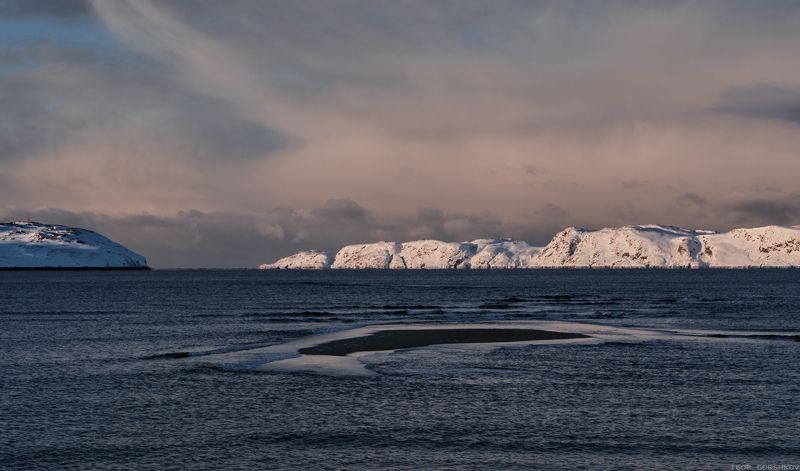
259;250;332;269
260;224;800;269
266;239;544;269
535;225;710;268
0;222;148;269
470;239;542;269
330;242;398;269
390;240;476;269
323;239;544;269
535;224;800;268
697;226;800;268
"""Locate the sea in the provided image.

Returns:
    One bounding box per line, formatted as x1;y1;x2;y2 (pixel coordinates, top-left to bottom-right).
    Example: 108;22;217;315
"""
2;269;799;470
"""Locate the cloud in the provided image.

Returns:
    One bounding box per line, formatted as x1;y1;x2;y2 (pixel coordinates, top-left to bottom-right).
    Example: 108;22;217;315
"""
310;198;370;223
5;192;799;267
3;1;800;266
538;203;568;219
0;41;97;65
0;74;88;160
621;180;648;190
0;206;356;268
416;208;445;225
722;194;800;226
0;52;294;162
715;83;800;125
679;192;708;206
1;199;571;267
523;164;550;176
0;0;91;19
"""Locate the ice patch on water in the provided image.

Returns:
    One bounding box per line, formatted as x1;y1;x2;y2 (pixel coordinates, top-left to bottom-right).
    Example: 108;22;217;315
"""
188;322;601;375
265;353;377;376
171;321;800;376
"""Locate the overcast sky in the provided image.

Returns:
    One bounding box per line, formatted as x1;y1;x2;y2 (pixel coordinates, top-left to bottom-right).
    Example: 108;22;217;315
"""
2;0;800;267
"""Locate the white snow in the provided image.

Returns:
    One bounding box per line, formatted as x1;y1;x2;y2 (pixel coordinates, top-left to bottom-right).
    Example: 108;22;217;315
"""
188;321;800;376
470;239;542;269
325;239;542;269
535;224;800;268
259;250;331;269
535;225;707;268
193;322;603;376
0;221;148;268
391;240;476;269
698;225;800;267
329;241;399;269
258;224;800;269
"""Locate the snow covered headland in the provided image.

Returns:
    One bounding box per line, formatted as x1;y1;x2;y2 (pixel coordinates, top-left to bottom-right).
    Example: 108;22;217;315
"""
0;222;148;269
260;224;800;269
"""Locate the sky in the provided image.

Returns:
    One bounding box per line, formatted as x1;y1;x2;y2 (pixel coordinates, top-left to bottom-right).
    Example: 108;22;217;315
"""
2;0;800;267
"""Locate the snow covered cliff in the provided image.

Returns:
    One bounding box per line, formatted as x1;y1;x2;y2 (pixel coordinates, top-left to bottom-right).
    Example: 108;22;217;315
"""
0;222;148;269
260;224;800;269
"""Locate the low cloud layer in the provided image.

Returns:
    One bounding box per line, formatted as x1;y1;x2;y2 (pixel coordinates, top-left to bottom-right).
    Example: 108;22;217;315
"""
715;83;800;125
0;200;564;267
4;193;793;268
723;194;800;226
2;1;800;266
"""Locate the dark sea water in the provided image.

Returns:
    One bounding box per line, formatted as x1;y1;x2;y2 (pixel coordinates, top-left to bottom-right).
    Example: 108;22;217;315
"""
2;270;800;470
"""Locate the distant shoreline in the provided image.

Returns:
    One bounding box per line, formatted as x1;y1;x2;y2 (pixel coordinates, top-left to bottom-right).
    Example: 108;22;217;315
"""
5;266;799;271
261;266;800;270
261;225;800;269
0;266;151;271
